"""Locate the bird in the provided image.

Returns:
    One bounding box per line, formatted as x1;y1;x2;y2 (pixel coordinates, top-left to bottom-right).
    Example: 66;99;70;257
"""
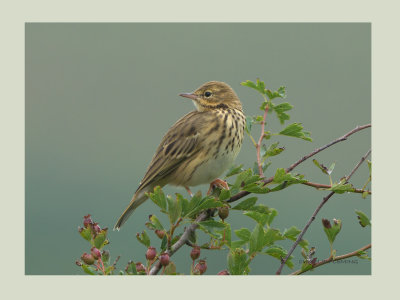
114;81;245;230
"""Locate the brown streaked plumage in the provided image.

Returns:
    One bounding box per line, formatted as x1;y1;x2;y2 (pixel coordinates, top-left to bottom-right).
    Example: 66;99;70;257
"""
114;81;245;230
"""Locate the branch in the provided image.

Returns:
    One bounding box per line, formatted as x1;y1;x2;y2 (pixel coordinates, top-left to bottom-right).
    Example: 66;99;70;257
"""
227;123;371;204
149;210;210;275
275;149;371;275
291;244;371;275
302;181;371;195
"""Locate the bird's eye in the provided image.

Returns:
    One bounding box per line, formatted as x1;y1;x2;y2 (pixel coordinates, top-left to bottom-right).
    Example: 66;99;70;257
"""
204;91;212;98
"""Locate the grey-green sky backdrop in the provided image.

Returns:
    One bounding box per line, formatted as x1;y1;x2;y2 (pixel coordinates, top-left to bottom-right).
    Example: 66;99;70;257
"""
26;23;371;275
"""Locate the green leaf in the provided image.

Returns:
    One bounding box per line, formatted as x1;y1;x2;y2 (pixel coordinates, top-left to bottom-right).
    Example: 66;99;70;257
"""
265;246;294;269
160;235;168;252
244;211;269;226
230;240;247;249
167;195;181;225
227;248;250;275
355;210;371;227
199;220;227;230
283;226;301;240
218;189;231;201
272;168;306;185
125;261;137;275
245;116;253;134
357;250;371;260
196;196;224;211
81;264;96;275
279;123;312;141
262;142;285;159
232;197;258;210
249;224;265;255
266;208;278;227
322;218;342;245
136;230;151;247
226;164;244;177
148;186;167;211
79;227;92;241
242;182;271;194
149;214;164;230
176;193;189;217
325;179;355;194
164;261;177;275
94;231;107;249
241;79;266;95
313;159;329;175
271;102;292;124
233;169;253;188
235;228;252;242
263;228;285;246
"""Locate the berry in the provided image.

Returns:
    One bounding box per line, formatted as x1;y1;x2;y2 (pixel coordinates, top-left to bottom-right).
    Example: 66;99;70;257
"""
81;253;95;265
91;247;102;260
135;262;145;272
146;247;157;261
218;205;229;221
194;259;207;275
190;246;200;261
217;270;229;275
160;252;170;266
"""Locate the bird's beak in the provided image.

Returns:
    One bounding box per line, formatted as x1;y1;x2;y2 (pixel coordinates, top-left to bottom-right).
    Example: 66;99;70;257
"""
179;93;198;100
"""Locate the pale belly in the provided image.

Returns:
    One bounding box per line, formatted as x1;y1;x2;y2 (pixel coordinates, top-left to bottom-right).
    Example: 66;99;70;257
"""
185;146;240;186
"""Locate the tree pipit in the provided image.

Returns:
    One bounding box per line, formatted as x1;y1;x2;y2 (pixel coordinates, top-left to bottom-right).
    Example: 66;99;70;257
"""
114;81;245;230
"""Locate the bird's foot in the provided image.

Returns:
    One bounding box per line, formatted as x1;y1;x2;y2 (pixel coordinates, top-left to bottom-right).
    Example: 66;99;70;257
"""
207;178;229;195
185;186;193;197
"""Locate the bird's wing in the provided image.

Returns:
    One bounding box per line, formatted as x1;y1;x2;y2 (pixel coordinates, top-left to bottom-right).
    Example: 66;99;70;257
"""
135;111;206;192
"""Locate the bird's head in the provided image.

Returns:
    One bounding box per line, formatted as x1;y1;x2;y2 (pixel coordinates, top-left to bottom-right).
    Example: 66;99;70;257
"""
179;81;242;112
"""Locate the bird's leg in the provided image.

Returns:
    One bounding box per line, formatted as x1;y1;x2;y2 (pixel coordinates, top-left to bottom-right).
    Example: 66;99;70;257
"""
185;186;193;197
207;178;229;195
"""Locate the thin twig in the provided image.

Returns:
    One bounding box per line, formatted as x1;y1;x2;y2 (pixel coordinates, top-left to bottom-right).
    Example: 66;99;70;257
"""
149;210;211;275
291;244;371;275
256;104;270;177
302;181;371;195
275;149;371;275
227;124;371;203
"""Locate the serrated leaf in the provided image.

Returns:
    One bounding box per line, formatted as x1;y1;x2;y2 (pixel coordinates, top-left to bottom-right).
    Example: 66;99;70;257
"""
271;102;292;124
230;240;247;249
241;79;266;95
94;231;107;249
149;214;164;230
243;182;271;194
148;186;167;211
327;179;355;194
226;164;244;177
322;218;342;245
125;261;137;275
227;248;250;275
79;227;92;241
244;211;269;226
136;230;151;247
283;226;302;240
167;195;181;225
233;169;253;188
266;208;278;227
313;159;329;175
263;142;285;159
355;210;371;227
279;123;312;141
197;197;224;211
249;224;265;255
199;220;227;230
235;228;252;241
232;197;258;210
265;246;294;269
263;228;285;246
176;193;189;217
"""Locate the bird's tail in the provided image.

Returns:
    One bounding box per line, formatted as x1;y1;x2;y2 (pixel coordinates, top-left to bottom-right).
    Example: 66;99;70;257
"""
113;188;149;231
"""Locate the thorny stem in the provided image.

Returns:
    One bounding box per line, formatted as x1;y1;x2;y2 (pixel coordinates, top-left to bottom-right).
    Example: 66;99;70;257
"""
291;244;371;275
275;149;371;275
256;103;270;177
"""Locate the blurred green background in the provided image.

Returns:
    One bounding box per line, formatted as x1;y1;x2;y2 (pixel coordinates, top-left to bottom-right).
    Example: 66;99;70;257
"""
26;23;371;275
